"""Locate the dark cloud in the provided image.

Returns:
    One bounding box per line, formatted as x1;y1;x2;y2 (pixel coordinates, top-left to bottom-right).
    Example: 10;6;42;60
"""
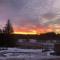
0;0;59;28
0;0;29;25
42;12;56;19
0;0;28;17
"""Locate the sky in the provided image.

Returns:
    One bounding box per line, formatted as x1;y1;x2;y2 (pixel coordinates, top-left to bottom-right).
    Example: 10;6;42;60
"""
0;0;60;34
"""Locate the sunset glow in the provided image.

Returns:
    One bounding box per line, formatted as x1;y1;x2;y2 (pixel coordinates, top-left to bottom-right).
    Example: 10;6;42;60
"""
13;24;60;35
14;32;37;35
13;28;38;35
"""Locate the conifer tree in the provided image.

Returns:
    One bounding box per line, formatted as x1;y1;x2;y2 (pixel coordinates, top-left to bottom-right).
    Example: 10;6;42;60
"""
3;19;13;34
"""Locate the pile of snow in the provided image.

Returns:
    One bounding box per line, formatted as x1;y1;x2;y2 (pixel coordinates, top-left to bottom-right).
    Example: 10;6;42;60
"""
3;48;42;53
0;48;59;60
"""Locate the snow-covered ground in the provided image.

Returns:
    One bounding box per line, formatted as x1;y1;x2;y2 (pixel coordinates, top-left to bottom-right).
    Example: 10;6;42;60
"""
0;48;59;60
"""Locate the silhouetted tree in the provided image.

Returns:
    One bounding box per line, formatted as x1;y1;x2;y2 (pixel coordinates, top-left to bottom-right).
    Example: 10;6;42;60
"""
3;19;14;34
0;29;2;33
0;19;17;47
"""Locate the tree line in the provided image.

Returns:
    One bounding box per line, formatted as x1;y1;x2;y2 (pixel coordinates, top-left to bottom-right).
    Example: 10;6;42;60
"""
0;19;17;47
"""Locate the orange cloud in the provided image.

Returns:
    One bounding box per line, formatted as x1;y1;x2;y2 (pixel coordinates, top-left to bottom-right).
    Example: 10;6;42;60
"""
13;23;60;35
13;25;52;35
